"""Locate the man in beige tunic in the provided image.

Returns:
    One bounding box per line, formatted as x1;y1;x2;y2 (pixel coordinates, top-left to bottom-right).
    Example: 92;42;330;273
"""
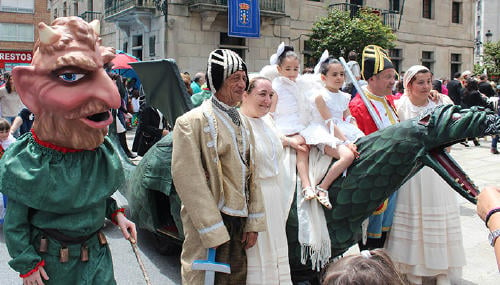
172;49;266;284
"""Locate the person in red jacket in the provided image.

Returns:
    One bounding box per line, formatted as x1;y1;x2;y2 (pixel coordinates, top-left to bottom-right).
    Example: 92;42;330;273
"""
348;45;398;250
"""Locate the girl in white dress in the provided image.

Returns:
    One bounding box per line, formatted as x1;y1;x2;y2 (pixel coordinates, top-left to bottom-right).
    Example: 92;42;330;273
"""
385;65;465;285
301;57;363;205
270;43;332;208
240;77;292;284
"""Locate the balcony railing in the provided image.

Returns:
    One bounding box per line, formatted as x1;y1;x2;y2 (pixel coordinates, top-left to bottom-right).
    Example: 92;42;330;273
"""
329;3;401;31
188;0;285;14
105;0;156;17
79;11;102;22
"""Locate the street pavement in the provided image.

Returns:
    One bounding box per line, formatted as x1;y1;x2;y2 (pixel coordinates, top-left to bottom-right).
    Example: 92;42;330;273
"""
1;135;499;284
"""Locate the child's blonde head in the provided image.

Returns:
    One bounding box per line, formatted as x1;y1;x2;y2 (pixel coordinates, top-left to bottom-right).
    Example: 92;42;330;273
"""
321;249;404;285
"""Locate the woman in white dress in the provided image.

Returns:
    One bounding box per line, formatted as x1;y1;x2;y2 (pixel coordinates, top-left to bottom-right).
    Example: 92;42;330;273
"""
240;76;292;284
385;65;466;285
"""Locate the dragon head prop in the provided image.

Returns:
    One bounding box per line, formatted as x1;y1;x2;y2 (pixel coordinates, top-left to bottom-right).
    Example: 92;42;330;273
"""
324;104;500;255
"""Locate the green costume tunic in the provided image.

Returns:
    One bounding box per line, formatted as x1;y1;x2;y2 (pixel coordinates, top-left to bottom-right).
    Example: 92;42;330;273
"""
0;133;124;284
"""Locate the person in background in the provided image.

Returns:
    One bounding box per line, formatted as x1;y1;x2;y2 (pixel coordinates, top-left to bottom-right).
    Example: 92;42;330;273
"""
0;73;24;137
0;118;15;159
302;67;314;74
9;107;34;136
476;186;500;271
181;72;193;96
393;79;404;99
132;106;168;156
342;51;361;99
0;118;16;224
190;72;205;94
447;72;463;105
479;74;496;98
439;77;449;95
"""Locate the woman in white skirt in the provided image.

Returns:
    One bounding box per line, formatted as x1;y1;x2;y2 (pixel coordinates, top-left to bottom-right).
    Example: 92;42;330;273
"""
385;65;466;285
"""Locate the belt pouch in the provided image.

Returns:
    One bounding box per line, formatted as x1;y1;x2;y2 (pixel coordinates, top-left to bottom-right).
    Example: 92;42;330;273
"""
59;247;69;263
39;237;48;253
97;232;107;246
80;245;89;262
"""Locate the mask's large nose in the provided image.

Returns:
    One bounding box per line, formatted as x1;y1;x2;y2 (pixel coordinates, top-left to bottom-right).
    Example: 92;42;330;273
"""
93;69;121;109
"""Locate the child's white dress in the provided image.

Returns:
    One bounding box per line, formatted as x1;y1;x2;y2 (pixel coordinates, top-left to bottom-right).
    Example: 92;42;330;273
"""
301;89;364;148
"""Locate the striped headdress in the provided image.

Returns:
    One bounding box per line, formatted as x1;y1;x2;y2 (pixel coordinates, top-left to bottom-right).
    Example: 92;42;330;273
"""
361;45;394;80
206;49;248;94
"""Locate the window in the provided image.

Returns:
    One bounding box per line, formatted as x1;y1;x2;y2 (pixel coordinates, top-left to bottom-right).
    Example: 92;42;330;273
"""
389;48;402;73
389;0;401;12
149;36;156;57
303;40;315;70
63;2;67;17
0;0;34;13
53;8;58;19
452;2;461;24
421;51;434;72
132;35;143;61
220;32;246;60
73;1;78;17
422;0;432;19
450;53;461;79
0;23;34;42
123;42;128;53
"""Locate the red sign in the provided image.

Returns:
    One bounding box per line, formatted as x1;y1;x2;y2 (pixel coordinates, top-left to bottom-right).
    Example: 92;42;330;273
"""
0;50;33;64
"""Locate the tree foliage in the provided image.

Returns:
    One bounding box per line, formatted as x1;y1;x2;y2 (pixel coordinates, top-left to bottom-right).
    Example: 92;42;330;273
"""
307;8;396;61
482;41;500;79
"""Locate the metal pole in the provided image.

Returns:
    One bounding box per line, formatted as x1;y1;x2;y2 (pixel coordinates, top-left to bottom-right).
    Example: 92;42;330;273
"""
339;57;385;130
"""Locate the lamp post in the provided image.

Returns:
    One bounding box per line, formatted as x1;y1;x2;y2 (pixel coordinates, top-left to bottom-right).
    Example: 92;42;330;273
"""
485;30;493;43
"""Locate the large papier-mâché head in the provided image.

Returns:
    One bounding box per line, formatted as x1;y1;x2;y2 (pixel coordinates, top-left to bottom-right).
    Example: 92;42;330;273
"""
12;16;120;150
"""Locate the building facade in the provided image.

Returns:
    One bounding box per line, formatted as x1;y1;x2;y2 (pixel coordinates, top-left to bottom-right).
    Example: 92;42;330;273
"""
0;0;51;73
45;0;475;79
474;0;498;65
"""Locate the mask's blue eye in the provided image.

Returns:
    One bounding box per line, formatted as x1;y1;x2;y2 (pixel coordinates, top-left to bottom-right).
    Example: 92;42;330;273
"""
58;73;85;82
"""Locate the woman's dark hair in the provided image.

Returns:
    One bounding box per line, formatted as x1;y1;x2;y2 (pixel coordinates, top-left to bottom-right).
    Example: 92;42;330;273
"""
4;73;12;93
321;249;405;285
432;79;442;93
320;57;341;75
277;46;299;66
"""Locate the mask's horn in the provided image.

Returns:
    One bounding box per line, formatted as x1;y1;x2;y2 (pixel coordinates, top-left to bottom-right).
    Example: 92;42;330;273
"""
38;22;61;45
89;20;100;36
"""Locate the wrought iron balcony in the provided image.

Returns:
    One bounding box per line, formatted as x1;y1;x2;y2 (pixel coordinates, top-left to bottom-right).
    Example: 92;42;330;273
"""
104;0;156;18
329;3;401;31
79;11;102;22
188;0;285;17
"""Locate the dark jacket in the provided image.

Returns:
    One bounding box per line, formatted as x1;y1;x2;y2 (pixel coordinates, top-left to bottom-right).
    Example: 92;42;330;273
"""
478;81;496;97
132;106;166;156
447;79;462;105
